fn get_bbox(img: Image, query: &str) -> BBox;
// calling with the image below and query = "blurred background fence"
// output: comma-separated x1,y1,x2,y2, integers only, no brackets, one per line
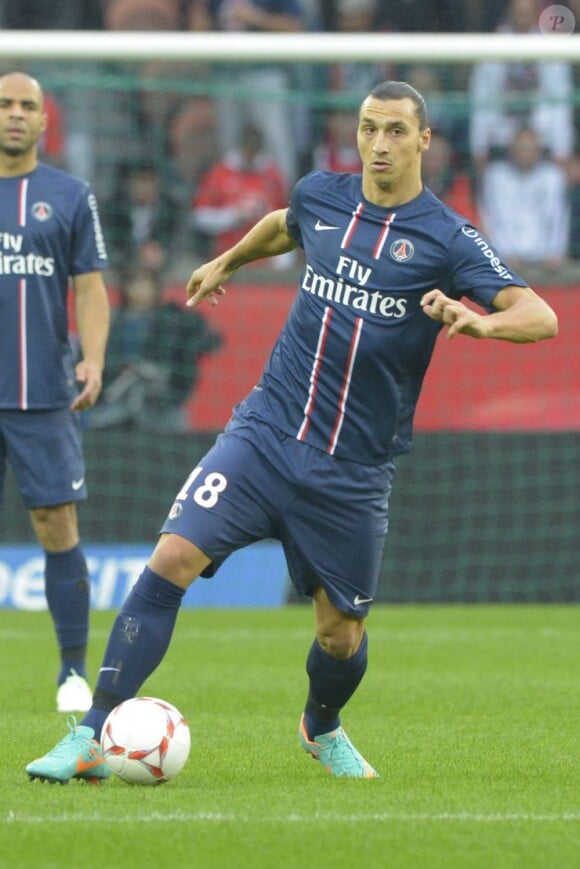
1,29,579,603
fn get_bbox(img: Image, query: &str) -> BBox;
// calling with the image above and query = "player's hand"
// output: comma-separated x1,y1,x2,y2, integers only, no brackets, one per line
71,361,103,411
420,289,491,340
186,259,230,308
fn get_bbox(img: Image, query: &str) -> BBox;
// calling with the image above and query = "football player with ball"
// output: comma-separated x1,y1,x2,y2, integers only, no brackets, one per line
27,80,557,783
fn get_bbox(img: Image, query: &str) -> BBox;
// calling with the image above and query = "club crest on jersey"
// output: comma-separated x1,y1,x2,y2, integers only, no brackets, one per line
31,202,53,221
390,238,414,262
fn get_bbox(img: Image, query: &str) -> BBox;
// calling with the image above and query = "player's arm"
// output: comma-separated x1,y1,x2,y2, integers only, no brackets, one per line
186,208,297,308
71,270,111,410
420,285,558,343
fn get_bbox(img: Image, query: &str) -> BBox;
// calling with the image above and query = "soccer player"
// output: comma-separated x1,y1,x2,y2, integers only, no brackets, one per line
26,80,557,783
0,72,110,713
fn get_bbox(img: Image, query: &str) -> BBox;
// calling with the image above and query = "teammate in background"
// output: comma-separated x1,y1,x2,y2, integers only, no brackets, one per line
0,73,110,714
26,81,557,783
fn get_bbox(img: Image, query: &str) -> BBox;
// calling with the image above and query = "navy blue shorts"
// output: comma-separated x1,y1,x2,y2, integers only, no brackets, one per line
0,408,86,509
161,414,394,616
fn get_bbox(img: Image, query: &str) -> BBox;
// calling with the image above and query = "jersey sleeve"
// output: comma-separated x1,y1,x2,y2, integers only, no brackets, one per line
285,176,307,248
448,223,528,311
70,183,109,275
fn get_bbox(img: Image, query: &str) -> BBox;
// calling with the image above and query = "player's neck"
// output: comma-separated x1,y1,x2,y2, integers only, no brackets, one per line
0,151,38,178
361,175,423,209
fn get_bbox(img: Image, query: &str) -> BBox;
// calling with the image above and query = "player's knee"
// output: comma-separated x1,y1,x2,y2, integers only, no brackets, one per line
316,621,365,660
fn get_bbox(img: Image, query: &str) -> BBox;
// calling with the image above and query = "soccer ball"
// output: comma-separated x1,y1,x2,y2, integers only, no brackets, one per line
101,697,191,785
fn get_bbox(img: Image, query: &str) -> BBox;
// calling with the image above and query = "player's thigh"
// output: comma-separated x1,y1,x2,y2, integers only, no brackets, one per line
0,409,86,508
159,426,287,574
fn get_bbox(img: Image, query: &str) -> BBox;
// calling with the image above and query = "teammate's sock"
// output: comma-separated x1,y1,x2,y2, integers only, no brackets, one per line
81,567,185,739
44,545,90,684
303,632,368,739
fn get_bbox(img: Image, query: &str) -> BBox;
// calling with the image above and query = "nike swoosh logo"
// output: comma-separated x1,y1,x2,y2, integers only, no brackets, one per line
315,219,340,231
354,595,373,606
75,745,105,775
71,478,85,490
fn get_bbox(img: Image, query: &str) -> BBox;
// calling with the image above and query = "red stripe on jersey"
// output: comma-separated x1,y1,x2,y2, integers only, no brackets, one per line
297,306,333,442
18,280,28,408
373,212,396,259
18,178,28,227
341,202,364,249
327,317,363,455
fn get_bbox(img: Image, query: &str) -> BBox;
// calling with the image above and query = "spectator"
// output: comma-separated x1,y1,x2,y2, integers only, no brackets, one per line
89,267,223,432
312,109,362,174
326,0,392,95
186,0,307,185
192,122,291,265
312,109,362,173
406,64,466,153
1,0,103,28
478,125,570,271
104,0,180,30
103,162,180,272
469,0,574,176
422,130,480,225
38,92,67,169
168,97,218,193
567,150,580,259
375,0,470,31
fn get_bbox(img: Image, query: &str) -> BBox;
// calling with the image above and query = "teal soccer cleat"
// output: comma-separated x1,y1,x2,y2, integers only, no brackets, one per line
26,716,110,785
299,714,379,779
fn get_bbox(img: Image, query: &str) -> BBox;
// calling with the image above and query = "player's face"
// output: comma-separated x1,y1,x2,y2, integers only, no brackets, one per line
0,75,46,159
357,97,430,202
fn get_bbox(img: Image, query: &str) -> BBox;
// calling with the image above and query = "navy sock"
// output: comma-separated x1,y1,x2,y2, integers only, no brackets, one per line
44,544,90,684
81,567,185,740
303,633,368,739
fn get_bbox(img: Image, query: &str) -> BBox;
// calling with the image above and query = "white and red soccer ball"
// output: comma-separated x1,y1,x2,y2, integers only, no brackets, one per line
101,697,191,785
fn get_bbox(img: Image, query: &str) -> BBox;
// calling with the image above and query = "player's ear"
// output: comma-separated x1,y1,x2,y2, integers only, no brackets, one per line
40,111,48,134
419,127,431,152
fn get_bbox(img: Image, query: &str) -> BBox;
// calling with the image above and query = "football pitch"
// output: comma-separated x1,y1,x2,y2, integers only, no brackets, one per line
1,605,578,868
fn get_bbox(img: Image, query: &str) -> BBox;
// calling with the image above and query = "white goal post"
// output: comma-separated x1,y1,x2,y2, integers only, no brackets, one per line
0,30,579,63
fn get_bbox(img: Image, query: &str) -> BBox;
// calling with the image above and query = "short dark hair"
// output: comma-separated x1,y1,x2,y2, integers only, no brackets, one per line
367,81,428,130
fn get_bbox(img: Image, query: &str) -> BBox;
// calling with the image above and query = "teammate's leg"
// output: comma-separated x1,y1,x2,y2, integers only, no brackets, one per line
30,502,92,712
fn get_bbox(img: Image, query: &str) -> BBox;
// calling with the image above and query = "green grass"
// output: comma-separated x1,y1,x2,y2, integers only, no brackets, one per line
1,605,579,868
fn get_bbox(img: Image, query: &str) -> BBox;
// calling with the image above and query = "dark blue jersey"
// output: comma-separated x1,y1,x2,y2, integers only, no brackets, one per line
239,172,528,464
0,163,108,409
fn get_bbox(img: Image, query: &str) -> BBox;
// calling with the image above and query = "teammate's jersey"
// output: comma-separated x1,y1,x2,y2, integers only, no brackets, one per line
238,171,528,465
0,163,108,409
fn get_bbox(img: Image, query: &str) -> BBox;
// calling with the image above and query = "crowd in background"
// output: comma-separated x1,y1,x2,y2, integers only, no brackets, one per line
1,0,579,425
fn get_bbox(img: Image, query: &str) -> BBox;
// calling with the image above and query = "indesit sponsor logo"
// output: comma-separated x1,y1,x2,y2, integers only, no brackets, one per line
461,226,513,280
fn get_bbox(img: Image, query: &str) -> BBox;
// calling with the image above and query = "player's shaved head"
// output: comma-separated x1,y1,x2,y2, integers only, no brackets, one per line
0,71,44,107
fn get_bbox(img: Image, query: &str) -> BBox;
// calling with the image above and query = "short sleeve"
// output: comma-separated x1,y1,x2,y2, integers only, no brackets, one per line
448,224,528,311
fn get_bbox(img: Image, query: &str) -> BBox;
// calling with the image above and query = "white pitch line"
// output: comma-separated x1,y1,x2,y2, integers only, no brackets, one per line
4,811,580,825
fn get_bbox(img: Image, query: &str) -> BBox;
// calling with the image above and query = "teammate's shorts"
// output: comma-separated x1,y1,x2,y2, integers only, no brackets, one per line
161,413,395,616
0,408,87,508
